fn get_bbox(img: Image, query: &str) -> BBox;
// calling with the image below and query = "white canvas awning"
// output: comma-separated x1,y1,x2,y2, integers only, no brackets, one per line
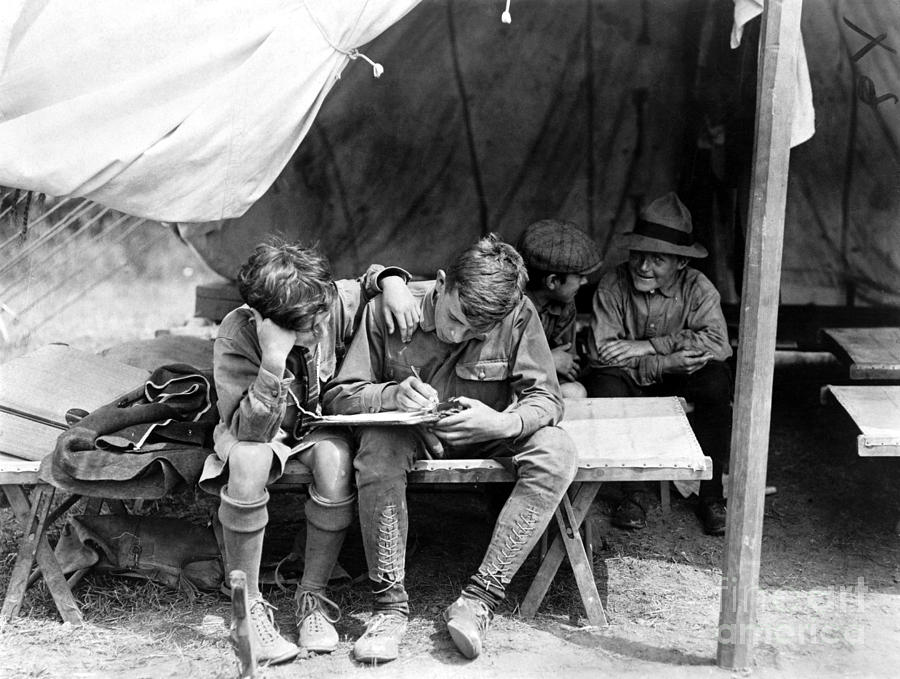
0,0,422,222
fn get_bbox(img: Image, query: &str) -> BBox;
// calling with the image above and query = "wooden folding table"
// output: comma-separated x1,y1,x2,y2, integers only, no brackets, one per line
0,345,148,628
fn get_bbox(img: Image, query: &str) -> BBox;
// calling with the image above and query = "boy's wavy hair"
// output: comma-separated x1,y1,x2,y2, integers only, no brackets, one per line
445,234,528,330
236,237,335,331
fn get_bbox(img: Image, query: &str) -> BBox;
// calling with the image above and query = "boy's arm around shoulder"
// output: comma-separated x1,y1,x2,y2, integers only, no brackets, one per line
334,264,413,345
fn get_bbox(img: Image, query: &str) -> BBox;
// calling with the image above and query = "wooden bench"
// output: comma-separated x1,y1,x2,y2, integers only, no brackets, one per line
823,385,900,457
1,345,711,629
274,397,711,627
0,345,149,629
820,327,900,381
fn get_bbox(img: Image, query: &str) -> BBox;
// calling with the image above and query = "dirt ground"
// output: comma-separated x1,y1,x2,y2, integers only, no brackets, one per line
2,349,899,678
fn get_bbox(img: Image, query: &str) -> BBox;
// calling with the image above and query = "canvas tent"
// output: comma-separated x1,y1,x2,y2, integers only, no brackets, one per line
2,1,898,307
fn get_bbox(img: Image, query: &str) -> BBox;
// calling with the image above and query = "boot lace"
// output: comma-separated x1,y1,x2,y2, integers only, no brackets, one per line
376,502,404,583
363,612,406,638
249,598,285,646
295,590,341,632
479,505,539,586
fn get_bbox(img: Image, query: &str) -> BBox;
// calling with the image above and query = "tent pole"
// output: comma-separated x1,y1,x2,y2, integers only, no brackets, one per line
716,0,802,670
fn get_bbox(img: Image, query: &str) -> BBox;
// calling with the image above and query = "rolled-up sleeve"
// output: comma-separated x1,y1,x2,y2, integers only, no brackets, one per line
359,265,412,300
214,336,292,443
505,301,565,438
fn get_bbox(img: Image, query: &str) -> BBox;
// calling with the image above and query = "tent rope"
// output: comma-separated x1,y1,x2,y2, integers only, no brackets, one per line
302,0,384,78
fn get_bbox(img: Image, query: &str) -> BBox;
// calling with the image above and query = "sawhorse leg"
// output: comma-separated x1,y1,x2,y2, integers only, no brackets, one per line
0,484,83,630
520,482,607,627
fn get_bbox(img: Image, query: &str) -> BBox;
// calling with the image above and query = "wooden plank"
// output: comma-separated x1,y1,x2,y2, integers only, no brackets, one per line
821,327,900,380
278,397,710,485
2,485,83,627
28,488,83,626
0,345,149,462
0,345,149,424
554,493,607,627
724,304,900,351
826,385,900,456
0,413,65,461
0,485,44,627
560,397,706,471
718,0,802,670
520,483,600,620
0,454,40,484
856,435,900,457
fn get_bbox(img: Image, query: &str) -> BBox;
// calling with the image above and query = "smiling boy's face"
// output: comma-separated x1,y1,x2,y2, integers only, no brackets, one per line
627,250,686,293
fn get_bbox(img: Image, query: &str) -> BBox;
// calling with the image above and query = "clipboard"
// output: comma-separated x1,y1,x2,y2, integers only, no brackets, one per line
307,399,464,427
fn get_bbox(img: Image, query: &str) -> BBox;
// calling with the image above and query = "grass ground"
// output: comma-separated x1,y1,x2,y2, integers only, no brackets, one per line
1,230,899,678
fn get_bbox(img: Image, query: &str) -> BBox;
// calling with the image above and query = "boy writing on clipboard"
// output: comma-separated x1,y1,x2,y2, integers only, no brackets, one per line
323,235,578,663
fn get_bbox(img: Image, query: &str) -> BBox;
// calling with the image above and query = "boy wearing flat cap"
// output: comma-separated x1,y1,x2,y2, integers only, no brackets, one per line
517,219,602,398
584,192,732,536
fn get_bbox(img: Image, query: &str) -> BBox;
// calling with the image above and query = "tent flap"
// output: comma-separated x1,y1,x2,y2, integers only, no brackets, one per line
0,0,423,221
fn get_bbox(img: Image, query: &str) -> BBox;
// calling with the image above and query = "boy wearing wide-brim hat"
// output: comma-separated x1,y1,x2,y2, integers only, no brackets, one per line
517,219,602,399
584,192,733,536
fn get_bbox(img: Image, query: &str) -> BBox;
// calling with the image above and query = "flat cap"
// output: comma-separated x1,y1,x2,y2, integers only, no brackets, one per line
518,219,602,275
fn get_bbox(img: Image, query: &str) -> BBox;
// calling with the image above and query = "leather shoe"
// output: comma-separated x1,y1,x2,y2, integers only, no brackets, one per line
612,492,647,530
695,499,727,536
444,594,492,659
353,612,408,664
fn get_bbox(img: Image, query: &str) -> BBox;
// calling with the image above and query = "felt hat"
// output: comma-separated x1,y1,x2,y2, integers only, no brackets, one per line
518,219,602,275
617,192,708,258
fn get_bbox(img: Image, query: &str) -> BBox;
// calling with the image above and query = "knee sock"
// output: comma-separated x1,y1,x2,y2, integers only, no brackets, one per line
218,485,269,599
300,487,354,593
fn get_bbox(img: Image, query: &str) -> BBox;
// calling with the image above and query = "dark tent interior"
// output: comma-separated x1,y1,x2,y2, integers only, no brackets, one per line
178,0,900,317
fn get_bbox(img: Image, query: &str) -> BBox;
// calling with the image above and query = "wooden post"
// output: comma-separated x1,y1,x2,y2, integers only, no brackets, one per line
717,0,802,670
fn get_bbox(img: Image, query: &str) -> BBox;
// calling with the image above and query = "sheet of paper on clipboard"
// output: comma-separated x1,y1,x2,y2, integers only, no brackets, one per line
308,399,464,427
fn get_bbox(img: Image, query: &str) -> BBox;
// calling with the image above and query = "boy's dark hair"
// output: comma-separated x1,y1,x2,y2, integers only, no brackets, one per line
236,237,335,330
445,234,528,330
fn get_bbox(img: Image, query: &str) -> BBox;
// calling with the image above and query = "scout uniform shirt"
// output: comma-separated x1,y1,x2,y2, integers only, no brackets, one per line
323,281,564,439
589,262,732,387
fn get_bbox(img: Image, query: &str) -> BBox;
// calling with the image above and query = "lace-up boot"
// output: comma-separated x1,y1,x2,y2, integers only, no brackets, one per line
295,589,340,653
237,597,299,665
444,593,493,659
352,611,408,664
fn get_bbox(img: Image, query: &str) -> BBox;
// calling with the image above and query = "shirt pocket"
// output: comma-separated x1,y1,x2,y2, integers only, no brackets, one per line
453,359,510,410
454,359,509,383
